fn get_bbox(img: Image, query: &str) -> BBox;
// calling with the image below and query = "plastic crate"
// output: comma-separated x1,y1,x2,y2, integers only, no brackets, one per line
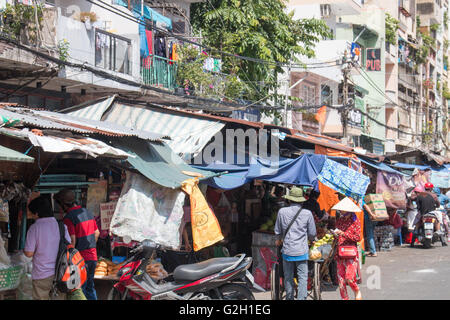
0,265,23,291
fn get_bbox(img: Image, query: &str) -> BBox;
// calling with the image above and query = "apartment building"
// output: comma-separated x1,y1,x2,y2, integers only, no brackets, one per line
286,0,388,155
0,0,196,109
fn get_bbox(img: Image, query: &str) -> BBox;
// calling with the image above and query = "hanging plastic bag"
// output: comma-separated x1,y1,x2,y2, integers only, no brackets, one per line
181,178,224,251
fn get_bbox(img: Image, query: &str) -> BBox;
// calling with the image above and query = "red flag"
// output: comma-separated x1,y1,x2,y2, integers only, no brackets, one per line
315,105,327,125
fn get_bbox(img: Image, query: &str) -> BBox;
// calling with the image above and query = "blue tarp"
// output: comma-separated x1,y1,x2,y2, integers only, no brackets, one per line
116,0,172,30
192,162,250,190
391,162,431,170
318,158,370,200
194,154,327,191
246,154,326,190
358,157,409,176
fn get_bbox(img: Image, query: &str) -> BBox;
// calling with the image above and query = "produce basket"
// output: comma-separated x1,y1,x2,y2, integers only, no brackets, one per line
0,265,24,291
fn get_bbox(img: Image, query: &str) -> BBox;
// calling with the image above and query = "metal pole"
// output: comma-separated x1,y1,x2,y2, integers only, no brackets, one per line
341,51,350,144
284,61,292,127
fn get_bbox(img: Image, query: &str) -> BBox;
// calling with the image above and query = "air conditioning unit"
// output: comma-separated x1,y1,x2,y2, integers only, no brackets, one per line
320,4,331,18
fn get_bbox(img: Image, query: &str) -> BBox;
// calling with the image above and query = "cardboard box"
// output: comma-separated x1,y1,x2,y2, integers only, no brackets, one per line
365,194,389,221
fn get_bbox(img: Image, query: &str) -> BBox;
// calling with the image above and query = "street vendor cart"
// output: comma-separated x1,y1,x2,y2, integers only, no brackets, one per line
270,237,337,300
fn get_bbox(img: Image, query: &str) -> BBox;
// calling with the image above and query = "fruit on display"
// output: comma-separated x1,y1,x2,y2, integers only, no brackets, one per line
259,212,278,232
311,233,334,250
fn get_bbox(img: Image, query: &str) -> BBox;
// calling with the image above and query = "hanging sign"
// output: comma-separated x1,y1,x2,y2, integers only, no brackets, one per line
100,201,117,231
366,48,381,71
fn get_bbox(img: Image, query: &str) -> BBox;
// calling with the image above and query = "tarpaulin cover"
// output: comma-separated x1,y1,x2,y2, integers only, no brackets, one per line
431,166,450,188
192,162,250,190
391,163,431,170
194,154,327,190
358,157,409,176
0,144,34,163
246,154,327,190
110,172,185,249
117,0,172,30
115,139,221,189
318,158,370,199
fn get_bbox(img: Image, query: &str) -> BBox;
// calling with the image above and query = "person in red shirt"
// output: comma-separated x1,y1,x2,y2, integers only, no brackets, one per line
55,189,100,300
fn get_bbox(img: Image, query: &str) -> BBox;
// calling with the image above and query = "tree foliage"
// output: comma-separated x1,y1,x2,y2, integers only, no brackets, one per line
385,13,399,45
190,0,331,102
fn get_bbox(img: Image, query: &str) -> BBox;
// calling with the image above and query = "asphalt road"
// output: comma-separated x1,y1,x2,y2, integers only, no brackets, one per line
254,242,450,300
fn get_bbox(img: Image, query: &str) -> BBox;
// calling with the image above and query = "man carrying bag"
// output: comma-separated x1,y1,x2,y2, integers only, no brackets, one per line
274,187,316,300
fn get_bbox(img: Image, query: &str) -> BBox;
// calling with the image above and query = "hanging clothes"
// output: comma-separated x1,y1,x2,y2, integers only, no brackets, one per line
154,36,167,58
145,29,153,55
172,43,178,61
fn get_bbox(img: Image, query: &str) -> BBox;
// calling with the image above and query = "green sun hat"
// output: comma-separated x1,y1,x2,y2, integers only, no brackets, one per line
283,186,307,203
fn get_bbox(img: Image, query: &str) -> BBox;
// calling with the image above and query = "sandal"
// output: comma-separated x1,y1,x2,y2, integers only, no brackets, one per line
366,252,377,257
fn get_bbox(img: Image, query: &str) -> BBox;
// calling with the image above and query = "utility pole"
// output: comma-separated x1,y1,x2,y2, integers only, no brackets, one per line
284,61,292,127
341,50,352,146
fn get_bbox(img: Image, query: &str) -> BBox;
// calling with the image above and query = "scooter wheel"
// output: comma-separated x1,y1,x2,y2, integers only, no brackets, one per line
107,287,128,300
423,238,432,249
217,284,255,300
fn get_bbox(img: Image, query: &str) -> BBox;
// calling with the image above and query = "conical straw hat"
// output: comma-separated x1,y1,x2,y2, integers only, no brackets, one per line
331,197,361,213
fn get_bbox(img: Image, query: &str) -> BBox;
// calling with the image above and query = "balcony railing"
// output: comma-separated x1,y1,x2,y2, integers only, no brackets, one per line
141,55,177,90
95,29,132,76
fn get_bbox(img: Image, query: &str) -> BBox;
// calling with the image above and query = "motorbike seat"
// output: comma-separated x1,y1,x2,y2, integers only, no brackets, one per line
173,257,241,282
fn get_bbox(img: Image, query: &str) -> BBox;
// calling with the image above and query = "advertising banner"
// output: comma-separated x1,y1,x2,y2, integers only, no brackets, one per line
376,171,406,209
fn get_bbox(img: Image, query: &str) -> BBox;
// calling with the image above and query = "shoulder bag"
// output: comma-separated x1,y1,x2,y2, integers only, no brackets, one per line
337,245,358,259
279,205,303,245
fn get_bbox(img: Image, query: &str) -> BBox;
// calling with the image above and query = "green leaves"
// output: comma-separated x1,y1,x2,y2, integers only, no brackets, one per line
385,13,399,45
191,0,331,102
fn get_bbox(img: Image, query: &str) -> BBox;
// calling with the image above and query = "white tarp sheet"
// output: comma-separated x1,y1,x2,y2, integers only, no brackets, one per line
109,172,186,249
27,133,132,158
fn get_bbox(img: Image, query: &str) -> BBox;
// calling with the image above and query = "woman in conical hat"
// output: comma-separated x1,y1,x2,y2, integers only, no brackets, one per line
332,197,362,301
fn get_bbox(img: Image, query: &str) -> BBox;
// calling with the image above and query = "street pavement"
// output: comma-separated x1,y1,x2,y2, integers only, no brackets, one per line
254,242,450,300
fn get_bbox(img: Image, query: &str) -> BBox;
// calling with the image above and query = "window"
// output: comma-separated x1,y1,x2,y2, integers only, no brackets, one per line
301,84,316,106
95,29,132,75
321,85,332,104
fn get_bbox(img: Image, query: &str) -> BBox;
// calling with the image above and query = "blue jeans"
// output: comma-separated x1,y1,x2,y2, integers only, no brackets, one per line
82,260,98,300
364,212,377,254
282,259,308,300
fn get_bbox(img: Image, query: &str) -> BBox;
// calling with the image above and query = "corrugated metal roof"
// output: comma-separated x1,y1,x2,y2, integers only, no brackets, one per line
64,95,115,121
0,105,167,141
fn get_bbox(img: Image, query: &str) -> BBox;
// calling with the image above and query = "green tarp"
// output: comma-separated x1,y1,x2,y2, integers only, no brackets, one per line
115,140,221,189
0,145,34,163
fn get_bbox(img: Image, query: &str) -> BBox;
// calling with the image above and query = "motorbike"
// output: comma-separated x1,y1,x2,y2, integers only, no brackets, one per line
416,210,448,249
107,241,264,300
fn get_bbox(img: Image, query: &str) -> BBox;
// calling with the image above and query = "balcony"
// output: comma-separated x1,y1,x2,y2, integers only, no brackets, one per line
141,55,177,90
416,0,442,25
95,29,132,76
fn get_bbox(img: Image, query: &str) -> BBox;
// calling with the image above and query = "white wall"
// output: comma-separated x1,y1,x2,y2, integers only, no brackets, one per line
55,0,141,89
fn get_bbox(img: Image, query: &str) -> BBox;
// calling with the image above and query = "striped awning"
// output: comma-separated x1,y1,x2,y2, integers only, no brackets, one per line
65,97,225,161
104,103,225,160
66,95,116,121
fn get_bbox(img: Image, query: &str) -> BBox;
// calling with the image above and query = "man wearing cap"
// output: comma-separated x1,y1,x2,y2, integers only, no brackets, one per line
54,188,100,300
274,186,316,300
